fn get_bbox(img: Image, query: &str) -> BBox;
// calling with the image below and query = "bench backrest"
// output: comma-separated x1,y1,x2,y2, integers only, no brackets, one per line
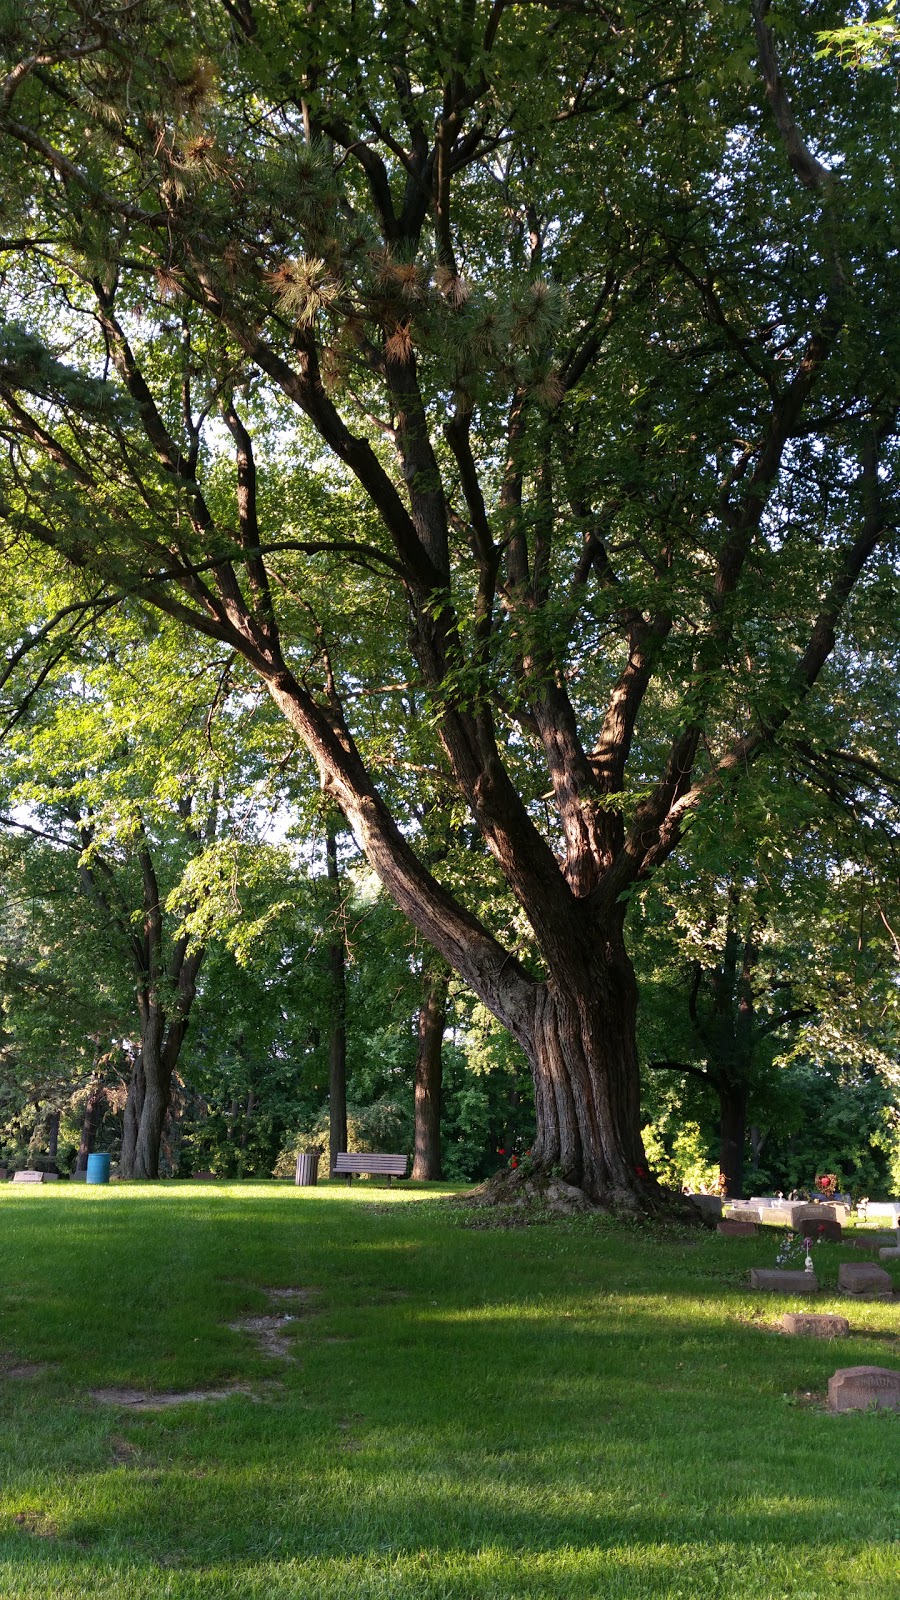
333,1153,409,1177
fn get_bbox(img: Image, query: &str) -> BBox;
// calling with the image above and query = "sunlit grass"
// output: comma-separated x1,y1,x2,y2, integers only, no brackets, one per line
1,1182,899,1598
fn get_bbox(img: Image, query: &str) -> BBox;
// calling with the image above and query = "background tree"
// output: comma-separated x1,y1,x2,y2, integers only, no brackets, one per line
637,768,900,1196
0,605,287,1175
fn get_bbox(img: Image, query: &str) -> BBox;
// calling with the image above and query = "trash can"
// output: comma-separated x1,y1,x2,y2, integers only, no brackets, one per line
86,1152,111,1185
294,1149,322,1187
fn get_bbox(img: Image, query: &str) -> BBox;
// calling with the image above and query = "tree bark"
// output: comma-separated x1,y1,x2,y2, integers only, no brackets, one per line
718,1079,749,1199
121,1050,145,1176
75,1078,106,1173
45,1109,60,1167
412,960,448,1180
326,822,348,1174
522,926,655,1204
128,958,204,1179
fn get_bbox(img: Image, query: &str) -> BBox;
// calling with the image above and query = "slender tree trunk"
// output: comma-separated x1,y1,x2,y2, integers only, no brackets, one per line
240,1089,256,1149
326,822,348,1174
718,1079,748,1199
412,961,448,1180
750,1124,767,1170
131,1012,168,1179
45,1110,60,1167
75,1079,107,1173
121,1051,145,1176
124,940,205,1179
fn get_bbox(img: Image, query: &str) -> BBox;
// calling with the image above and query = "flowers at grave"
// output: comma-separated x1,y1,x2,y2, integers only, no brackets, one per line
816,1173,838,1196
711,1171,729,1197
775,1230,821,1269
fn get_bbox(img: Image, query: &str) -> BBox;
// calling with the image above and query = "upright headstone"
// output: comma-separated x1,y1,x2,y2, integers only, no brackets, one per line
862,1202,900,1225
718,1219,758,1237
801,1217,842,1242
828,1366,900,1412
687,1194,723,1221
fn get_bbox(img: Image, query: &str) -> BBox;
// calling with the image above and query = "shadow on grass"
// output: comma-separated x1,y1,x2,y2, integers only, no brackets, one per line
1,1187,899,1598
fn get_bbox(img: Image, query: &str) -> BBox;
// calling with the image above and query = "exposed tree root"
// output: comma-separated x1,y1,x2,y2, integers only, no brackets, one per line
462,1166,707,1225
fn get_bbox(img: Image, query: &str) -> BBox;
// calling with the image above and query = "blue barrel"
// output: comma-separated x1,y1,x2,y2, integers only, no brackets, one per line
86,1152,111,1185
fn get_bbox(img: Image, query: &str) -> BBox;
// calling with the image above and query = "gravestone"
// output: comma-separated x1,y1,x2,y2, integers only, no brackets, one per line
688,1194,723,1221
879,1247,900,1261
837,1261,893,1299
724,1205,762,1223
851,1233,896,1251
12,1170,57,1183
750,1268,818,1293
718,1219,758,1237
828,1366,900,1412
861,1202,900,1225
761,1206,798,1228
801,1217,842,1242
795,1205,839,1226
780,1313,850,1338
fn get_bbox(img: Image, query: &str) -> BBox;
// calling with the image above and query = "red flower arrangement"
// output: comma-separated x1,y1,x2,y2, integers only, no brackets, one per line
816,1173,838,1196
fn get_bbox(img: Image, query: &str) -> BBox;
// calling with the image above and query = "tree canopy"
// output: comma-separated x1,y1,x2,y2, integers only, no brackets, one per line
1,0,899,1204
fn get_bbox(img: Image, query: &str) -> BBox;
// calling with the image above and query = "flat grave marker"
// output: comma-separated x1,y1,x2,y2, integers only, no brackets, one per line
779,1313,850,1338
828,1366,900,1412
837,1261,893,1300
750,1268,818,1294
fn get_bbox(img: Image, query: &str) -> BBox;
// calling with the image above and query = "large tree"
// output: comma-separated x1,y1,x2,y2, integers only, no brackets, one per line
1,0,899,1206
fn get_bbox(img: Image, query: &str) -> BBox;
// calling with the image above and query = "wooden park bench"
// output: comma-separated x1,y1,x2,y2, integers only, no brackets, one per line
332,1153,409,1186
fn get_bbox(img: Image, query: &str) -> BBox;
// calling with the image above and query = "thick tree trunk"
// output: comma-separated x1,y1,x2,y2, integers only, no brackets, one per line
718,1080,748,1199
523,932,657,1207
326,823,348,1174
412,961,448,1180
266,679,663,1210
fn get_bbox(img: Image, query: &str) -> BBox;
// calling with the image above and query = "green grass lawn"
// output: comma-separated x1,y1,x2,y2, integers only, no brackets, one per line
1,1182,899,1599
